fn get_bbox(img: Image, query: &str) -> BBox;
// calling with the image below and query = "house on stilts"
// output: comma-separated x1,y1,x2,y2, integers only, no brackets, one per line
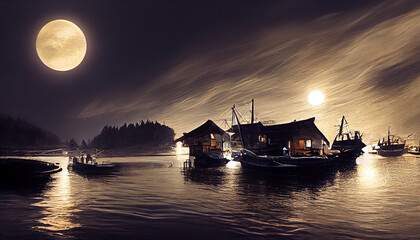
175,120,230,167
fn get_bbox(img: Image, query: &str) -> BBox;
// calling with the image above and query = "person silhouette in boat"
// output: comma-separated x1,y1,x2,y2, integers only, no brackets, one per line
86,154,92,164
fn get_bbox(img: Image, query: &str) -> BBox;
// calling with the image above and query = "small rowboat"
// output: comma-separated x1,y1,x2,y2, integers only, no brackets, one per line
69,155,117,174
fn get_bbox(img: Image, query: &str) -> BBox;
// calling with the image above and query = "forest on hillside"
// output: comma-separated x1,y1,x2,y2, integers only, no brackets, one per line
0,114,61,148
89,120,175,149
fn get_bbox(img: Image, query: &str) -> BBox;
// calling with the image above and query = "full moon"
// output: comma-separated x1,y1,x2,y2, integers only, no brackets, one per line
308,90,324,106
36,19,87,71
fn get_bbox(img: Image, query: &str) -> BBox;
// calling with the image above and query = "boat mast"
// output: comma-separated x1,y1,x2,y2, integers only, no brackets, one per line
231,105,235,129
251,99,254,124
339,116,345,137
388,126,391,145
344,117,352,139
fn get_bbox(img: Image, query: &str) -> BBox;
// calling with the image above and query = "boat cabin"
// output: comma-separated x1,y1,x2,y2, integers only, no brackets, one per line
175,120,229,156
231,117,329,157
331,116,366,154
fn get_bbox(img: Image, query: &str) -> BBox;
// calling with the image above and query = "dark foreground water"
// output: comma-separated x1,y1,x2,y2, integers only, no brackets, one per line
1,154,419,240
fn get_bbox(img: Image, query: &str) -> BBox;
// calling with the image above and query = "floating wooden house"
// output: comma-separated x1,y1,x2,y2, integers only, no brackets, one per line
230,117,330,157
175,120,230,167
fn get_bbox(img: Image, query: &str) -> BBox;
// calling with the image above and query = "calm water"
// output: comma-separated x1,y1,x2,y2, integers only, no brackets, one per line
1,154,419,240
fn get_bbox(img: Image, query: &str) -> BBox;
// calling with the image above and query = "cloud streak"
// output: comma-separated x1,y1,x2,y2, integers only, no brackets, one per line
78,1,420,142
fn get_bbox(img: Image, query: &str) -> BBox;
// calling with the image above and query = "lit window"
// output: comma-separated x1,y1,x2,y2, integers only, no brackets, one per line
259,135,266,143
210,133,215,139
306,140,312,148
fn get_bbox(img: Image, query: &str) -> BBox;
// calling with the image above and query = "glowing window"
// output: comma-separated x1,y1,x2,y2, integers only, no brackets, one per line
259,135,266,143
210,133,215,139
306,140,312,148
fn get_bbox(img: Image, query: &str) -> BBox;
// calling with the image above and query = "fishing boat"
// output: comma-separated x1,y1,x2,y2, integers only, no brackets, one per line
408,141,420,155
376,127,408,156
0,158,62,180
408,150,420,155
175,120,230,168
331,116,365,161
230,100,334,169
69,154,117,174
240,149,334,169
189,152,229,168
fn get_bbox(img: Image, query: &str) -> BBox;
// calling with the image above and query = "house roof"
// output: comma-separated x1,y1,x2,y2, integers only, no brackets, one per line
175,120,227,142
229,117,330,146
262,117,330,146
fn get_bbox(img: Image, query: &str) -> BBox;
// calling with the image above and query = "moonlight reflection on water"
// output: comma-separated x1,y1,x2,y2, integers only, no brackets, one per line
32,165,82,233
1,154,419,239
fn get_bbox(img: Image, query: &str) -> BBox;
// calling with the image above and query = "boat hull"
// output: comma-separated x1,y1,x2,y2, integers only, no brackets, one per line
377,148,408,156
71,162,117,174
0,158,62,181
240,150,334,169
330,148,363,164
192,152,229,168
332,140,365,155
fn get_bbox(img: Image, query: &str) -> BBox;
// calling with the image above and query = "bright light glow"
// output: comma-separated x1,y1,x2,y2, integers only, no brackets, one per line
176,141,189,155
226,160,241,169
308,90,324,106
36,19,87,71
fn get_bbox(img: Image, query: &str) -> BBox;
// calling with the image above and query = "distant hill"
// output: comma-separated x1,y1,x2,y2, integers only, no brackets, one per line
0,114,61,148
90,120,175,149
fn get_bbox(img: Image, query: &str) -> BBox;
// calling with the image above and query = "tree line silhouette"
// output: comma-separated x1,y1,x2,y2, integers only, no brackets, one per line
88,120,175,149
0,114,60,148
0,113,175,150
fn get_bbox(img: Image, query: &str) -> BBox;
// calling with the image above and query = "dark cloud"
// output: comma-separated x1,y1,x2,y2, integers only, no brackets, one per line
374,48,420,91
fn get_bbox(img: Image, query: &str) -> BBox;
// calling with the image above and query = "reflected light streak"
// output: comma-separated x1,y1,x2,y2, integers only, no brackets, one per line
356,157,380,190
33,159,81,233
226,160,241,169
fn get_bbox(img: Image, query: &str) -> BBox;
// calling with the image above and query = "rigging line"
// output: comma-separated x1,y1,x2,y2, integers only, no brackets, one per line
212,104,233,120
222,107,238,123
232,107,245,147
221,119,231,129
238,103,251,122
235,108,249,124
247,103,252,113
214,107,229,121
219,119,226,128
214,118,233,121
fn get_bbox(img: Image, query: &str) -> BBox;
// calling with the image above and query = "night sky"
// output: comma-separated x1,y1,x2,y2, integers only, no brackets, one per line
1,0,419,143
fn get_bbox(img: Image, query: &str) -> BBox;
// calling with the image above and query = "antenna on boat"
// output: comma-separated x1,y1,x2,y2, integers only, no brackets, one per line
251,99,254,124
